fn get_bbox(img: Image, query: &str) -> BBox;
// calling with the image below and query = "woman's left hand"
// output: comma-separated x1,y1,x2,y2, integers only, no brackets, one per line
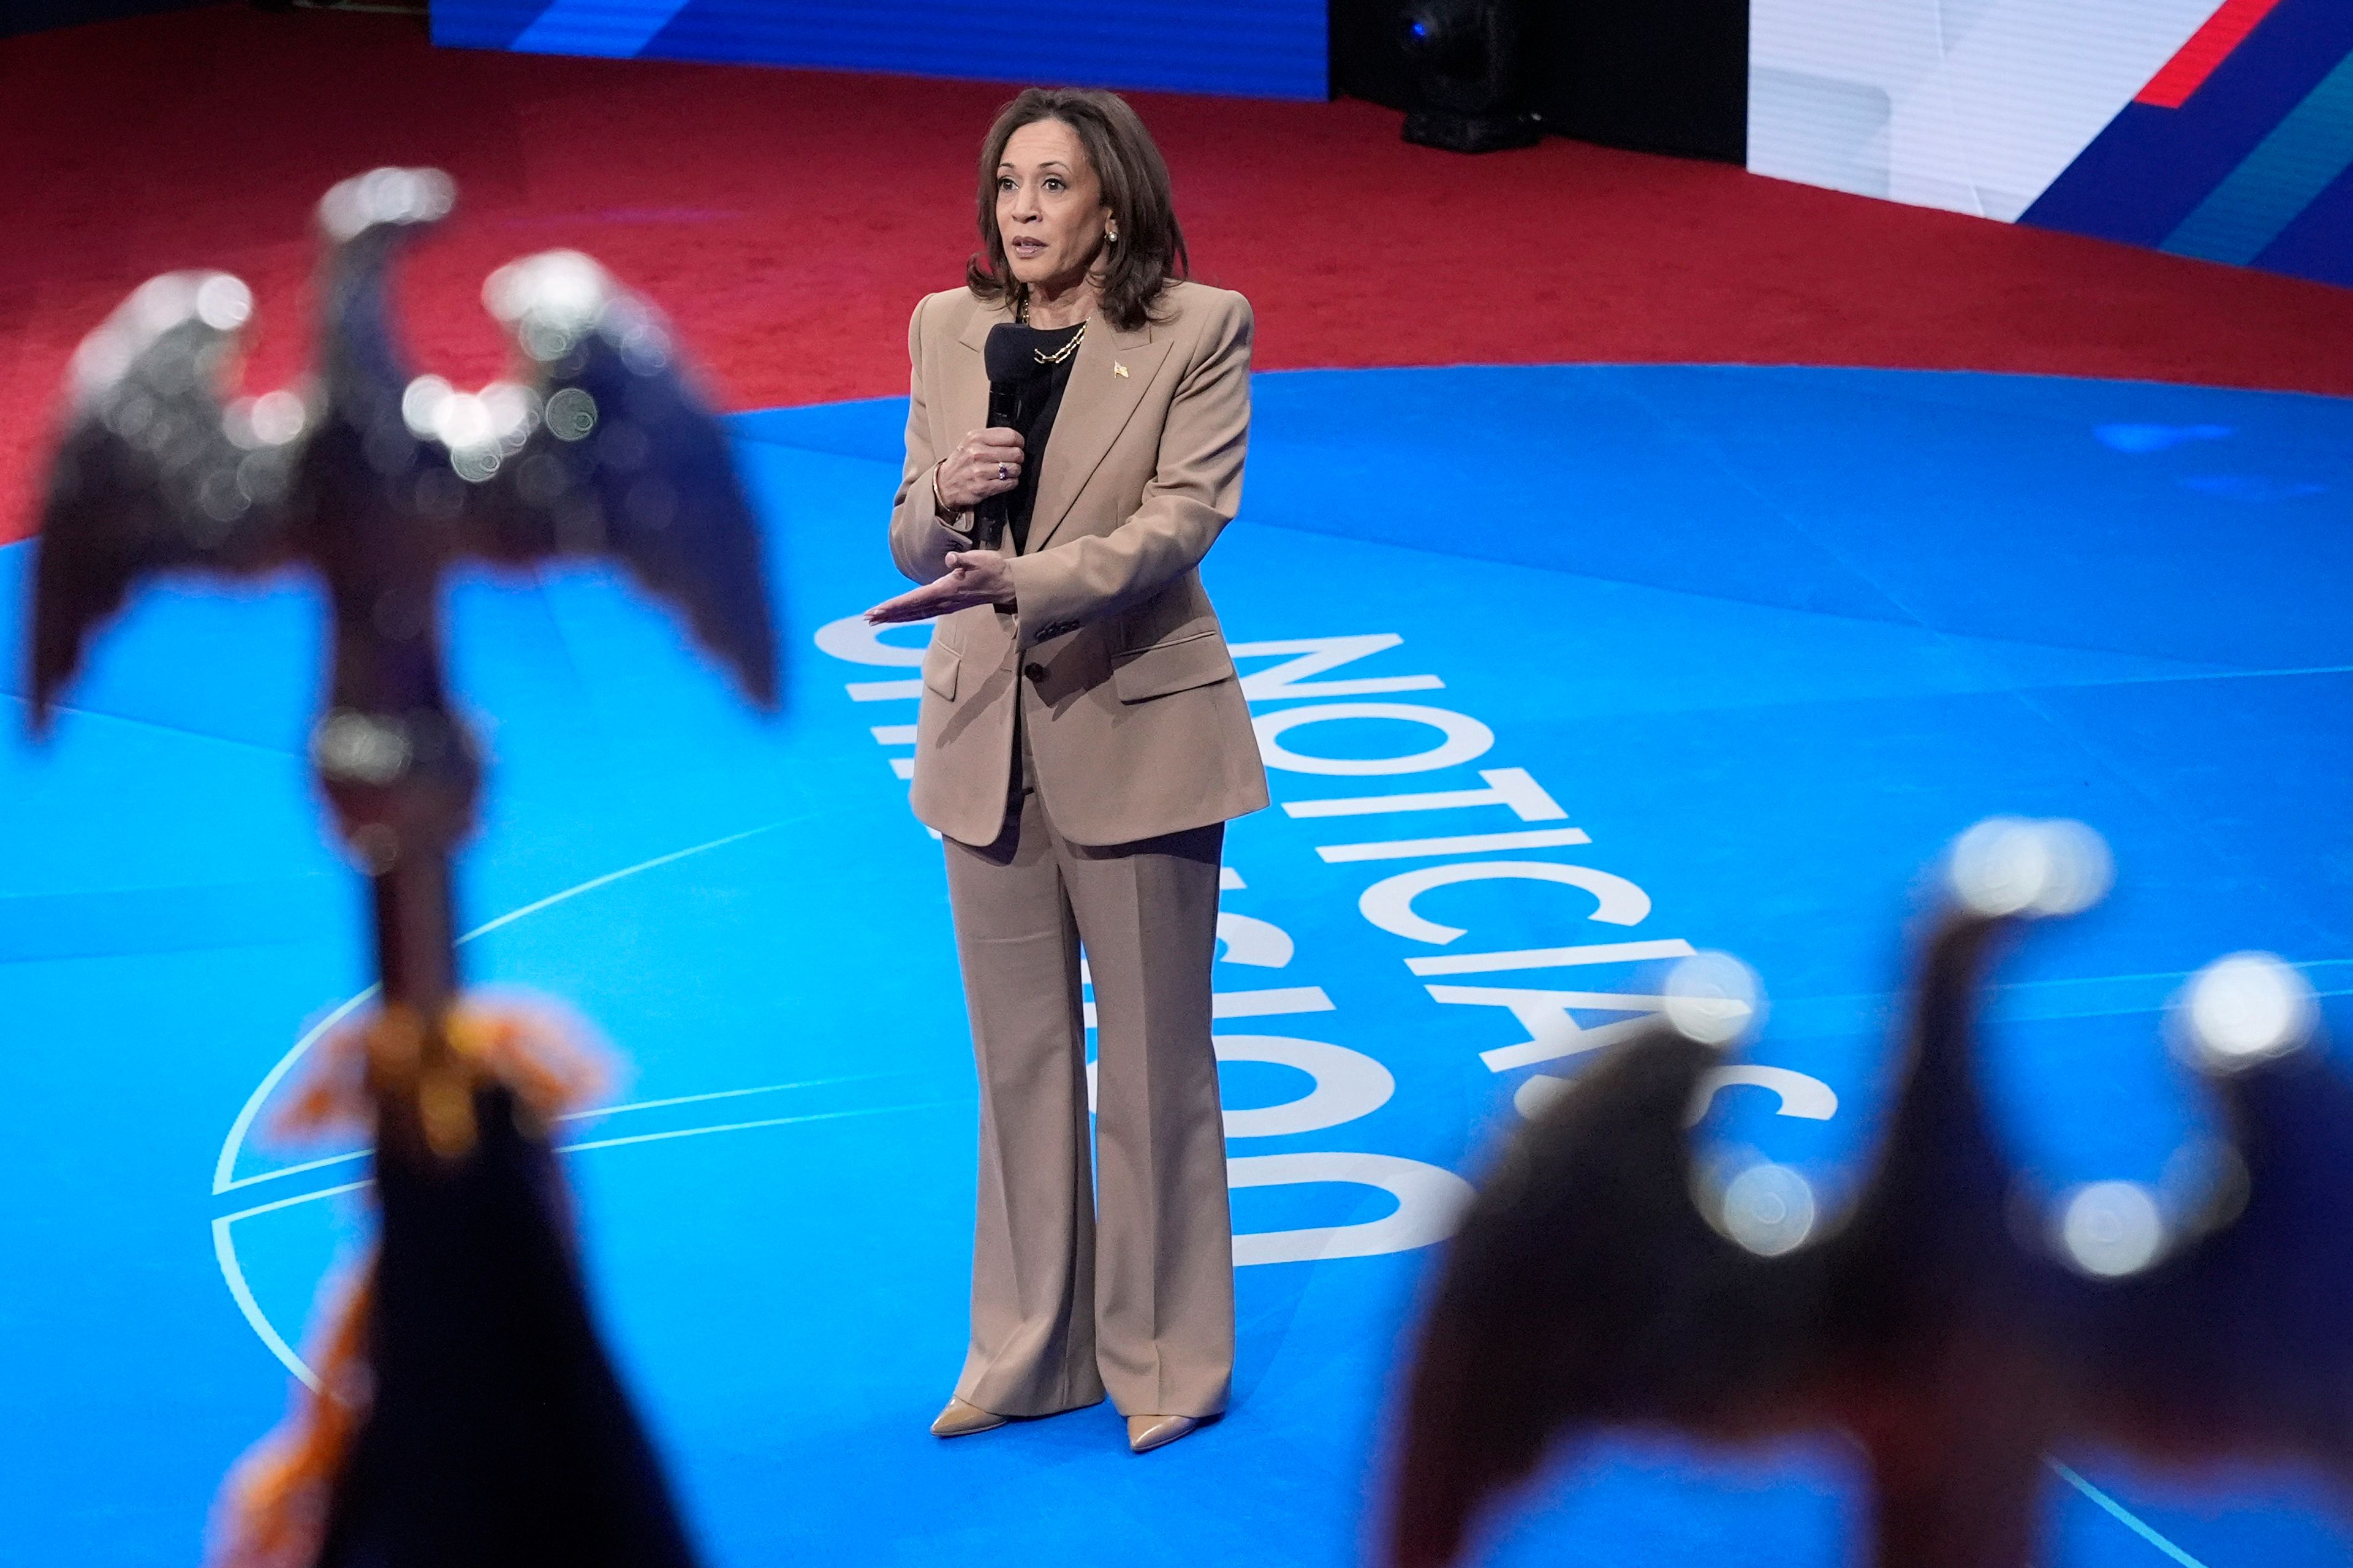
864,550,1017,624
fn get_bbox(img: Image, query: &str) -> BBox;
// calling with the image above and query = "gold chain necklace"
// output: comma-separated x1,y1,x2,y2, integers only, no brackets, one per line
1016,294,1089,365
1031,319,1086,366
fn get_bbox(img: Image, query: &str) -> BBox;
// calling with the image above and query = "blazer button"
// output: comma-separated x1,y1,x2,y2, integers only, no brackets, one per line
1024,662,1047,681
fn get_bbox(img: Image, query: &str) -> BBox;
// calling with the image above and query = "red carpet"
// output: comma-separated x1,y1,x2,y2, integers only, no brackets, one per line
6,4,2352,545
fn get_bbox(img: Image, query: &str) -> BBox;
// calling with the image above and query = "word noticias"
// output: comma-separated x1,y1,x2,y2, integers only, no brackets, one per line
814,621,1836,1265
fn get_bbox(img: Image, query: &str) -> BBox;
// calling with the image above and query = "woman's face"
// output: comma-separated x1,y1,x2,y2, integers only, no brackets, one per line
996,118,1112,291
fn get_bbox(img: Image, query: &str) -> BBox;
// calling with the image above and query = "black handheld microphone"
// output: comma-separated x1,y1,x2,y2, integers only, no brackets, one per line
977,325,1037,551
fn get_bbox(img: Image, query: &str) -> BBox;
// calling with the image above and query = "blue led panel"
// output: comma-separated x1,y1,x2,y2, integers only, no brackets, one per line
434,0,1329,102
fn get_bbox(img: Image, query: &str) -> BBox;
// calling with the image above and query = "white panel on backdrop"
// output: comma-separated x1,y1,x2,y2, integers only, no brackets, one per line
1751,0,2224,220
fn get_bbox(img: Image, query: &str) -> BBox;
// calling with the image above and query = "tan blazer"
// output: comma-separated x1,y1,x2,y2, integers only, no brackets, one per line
889,280,1271,847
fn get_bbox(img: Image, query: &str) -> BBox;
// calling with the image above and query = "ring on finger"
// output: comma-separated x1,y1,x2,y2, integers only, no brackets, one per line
998,463,1010,481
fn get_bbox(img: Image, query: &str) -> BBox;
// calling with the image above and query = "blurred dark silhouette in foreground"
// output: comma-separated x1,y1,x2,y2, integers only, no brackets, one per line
25,165,778,1568
1392,819,2352,1568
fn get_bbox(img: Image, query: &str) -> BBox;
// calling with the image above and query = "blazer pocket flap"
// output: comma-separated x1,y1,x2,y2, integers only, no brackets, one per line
922,643,960,701
1112,629,1235,703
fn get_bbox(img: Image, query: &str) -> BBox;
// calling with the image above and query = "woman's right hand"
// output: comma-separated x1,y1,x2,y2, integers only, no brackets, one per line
934,427,1026,514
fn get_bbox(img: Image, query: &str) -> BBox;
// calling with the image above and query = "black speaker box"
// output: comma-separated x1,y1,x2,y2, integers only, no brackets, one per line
1330,0,1749,165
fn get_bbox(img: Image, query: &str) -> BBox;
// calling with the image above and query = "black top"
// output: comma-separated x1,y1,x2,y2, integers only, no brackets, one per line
986,321,1085,553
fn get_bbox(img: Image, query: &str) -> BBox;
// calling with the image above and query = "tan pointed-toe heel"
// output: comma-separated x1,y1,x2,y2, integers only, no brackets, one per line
931,1397,1007,1438
1126,1414,1200,1453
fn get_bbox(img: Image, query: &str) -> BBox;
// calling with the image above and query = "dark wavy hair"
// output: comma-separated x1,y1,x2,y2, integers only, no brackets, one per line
966,88,1189,333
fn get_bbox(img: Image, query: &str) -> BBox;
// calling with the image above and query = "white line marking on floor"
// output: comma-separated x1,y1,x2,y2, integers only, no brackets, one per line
210,1181,369,1393
210,819,797,1379
213,1107,948,1388
560,1100,956,1154
2048,1459,2213,1568
213,820,790,1197
555,1074,903,1122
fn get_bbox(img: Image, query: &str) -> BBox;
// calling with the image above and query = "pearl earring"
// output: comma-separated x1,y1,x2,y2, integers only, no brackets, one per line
1105,223,1119,244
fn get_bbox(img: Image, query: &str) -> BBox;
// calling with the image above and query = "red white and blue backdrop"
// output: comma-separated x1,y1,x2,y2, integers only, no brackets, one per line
1751,0,2353,288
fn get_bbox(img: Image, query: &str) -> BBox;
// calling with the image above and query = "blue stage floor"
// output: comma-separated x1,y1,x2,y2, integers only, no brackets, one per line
2,365,2349,1566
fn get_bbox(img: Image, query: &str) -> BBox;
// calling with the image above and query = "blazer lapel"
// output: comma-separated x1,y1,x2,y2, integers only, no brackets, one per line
1025,309,1175,555
949,298,1015,452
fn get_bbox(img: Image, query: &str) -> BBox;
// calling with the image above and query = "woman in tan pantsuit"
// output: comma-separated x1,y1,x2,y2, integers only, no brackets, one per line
864,88,1268,1456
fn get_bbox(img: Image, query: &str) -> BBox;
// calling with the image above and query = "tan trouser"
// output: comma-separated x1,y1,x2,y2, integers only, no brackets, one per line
942,784,1233,1420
